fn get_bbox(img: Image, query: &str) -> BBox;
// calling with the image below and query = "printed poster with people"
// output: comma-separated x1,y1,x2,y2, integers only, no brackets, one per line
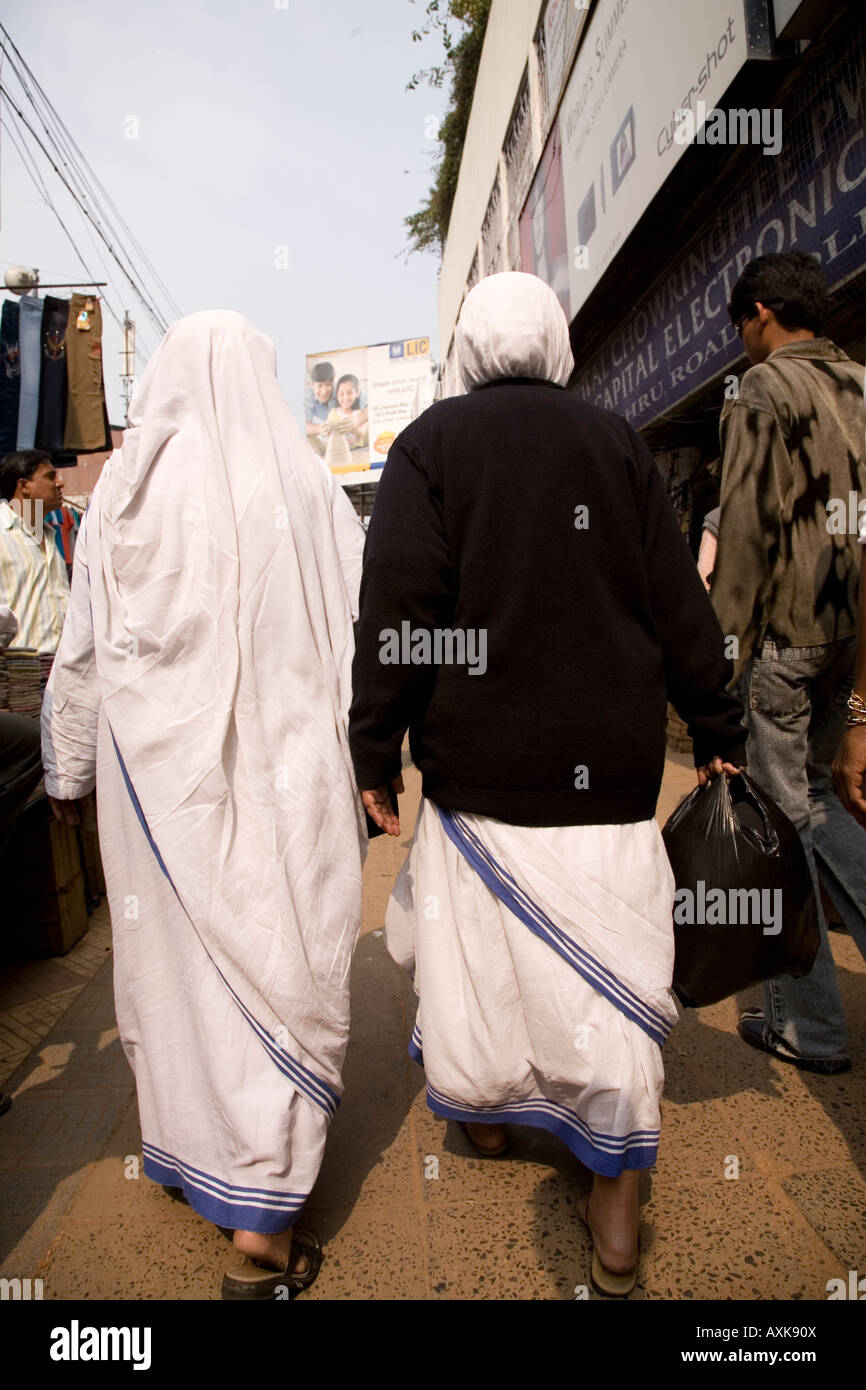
304,337,432,475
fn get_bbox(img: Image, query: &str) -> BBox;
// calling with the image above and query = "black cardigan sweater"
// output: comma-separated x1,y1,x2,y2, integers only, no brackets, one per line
349,379,747,826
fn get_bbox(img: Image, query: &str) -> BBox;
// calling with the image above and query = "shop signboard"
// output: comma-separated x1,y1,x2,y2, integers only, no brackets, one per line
571,27,866,429
558,0,749,317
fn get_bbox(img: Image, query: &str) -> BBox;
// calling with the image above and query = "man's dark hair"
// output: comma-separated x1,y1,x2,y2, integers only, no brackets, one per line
311,361,335,383
728,251,828,334
0,449,51,502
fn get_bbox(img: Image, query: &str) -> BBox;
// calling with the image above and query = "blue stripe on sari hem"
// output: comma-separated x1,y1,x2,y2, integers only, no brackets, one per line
111,728,340,1119
426,1079,658,1149
143,1148,305,1233
143,1141,308,1202
424,1090,658,1176
437,807,670,1048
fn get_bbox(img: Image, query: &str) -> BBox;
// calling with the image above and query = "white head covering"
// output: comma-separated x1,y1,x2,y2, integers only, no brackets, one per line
84,310,366,1083
455,271,574,391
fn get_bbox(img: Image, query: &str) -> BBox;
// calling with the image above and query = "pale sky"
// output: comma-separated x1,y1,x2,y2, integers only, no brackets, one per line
0,0,448,426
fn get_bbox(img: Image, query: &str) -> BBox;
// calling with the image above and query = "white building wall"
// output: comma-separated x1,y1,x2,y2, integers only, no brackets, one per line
437,0,544,365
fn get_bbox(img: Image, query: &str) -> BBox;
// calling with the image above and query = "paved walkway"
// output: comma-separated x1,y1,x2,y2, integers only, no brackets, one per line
1,757,864,1300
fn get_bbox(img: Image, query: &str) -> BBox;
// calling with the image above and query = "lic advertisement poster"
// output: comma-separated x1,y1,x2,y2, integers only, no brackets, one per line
304,337,432,474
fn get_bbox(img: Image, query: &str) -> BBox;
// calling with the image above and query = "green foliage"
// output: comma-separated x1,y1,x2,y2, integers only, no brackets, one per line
404,0,492,258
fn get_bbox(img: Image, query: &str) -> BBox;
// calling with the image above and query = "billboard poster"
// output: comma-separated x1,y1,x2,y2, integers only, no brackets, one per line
519,120,571,320
305,337,432,474
559,0,749,318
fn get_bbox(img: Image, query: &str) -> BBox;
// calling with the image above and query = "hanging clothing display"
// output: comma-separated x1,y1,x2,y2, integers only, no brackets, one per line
2,288,112,459
64,292,111,452
16,294,43,450
35,297,70,454
0,300,21,456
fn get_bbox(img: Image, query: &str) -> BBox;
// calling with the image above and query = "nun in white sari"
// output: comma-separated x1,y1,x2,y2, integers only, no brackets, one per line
353,273,744,1297
42,311,367,1299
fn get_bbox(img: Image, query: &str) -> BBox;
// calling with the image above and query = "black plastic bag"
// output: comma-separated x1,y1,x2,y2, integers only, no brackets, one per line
661,772,819,1008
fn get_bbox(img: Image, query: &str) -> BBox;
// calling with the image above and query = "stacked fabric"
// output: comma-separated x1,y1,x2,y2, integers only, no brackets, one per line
5,648,42,717
39,650,55,693
0,653,8,712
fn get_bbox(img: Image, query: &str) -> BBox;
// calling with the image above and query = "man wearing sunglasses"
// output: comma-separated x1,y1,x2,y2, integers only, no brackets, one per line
711,250,866,1075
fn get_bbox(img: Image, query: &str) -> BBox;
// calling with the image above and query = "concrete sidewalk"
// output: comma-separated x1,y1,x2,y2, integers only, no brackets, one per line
1,756,864,1300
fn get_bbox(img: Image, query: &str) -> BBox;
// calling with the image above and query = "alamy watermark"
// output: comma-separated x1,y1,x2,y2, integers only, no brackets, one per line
825,491,866,534
6,498,44,530
673,101,782,157
379,623,487,676
0,1276,43,1299
827,1269,866,1299
49,1320,151,1370
674,880,782,935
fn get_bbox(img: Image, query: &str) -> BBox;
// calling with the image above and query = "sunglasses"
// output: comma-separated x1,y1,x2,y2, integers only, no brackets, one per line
734,310,756,338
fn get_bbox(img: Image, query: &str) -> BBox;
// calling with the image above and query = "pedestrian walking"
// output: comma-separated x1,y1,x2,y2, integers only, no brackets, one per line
711,251,866,1075
0,450,70,652
349,271,746,1295
41,311,367,1299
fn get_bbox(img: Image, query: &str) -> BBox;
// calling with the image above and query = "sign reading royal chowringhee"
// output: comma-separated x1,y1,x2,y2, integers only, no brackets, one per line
571,27,866,429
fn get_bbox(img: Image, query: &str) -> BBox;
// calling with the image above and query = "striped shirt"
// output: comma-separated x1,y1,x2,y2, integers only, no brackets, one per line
0,499,70,652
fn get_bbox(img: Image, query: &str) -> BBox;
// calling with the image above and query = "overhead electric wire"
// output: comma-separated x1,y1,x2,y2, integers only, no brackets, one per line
0,111,153,376
0,26,181,323
0,27,170,312
0,83,168,336
0,22,179,338
0,113,128,340
0,26,182,325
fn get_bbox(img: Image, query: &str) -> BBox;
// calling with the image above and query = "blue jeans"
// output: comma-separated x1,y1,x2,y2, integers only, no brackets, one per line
738,636,866,1058
16,293,43,450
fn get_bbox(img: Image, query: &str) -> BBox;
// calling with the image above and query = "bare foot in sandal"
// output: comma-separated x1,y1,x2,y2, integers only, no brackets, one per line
577,1172,639,1277
233,1227,309,1275
462,1121,509,1155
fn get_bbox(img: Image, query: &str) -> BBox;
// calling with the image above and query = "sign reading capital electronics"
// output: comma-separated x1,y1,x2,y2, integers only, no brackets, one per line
304,337,432,474
572,25,866,429
558,0,749,318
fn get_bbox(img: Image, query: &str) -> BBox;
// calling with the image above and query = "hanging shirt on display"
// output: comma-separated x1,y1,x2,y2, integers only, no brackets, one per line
64,293,111,452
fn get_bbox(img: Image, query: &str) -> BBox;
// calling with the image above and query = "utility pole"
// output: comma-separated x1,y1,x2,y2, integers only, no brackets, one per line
120,311,136,424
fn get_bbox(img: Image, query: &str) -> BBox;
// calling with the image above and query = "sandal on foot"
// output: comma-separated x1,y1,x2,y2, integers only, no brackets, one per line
577,1194,637,1298
221,1230,323,1301
457,1120,509,1159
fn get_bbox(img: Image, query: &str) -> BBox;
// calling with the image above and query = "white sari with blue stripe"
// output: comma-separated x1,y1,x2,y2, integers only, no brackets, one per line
386,798,678,1174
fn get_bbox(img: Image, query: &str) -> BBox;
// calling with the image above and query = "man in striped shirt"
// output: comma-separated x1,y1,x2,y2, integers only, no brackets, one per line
0,450,70,652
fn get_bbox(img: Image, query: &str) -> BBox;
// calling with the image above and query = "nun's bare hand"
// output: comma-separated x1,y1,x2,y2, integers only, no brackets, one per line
361,775,404,836
696,757,742,787
48,795,82,826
